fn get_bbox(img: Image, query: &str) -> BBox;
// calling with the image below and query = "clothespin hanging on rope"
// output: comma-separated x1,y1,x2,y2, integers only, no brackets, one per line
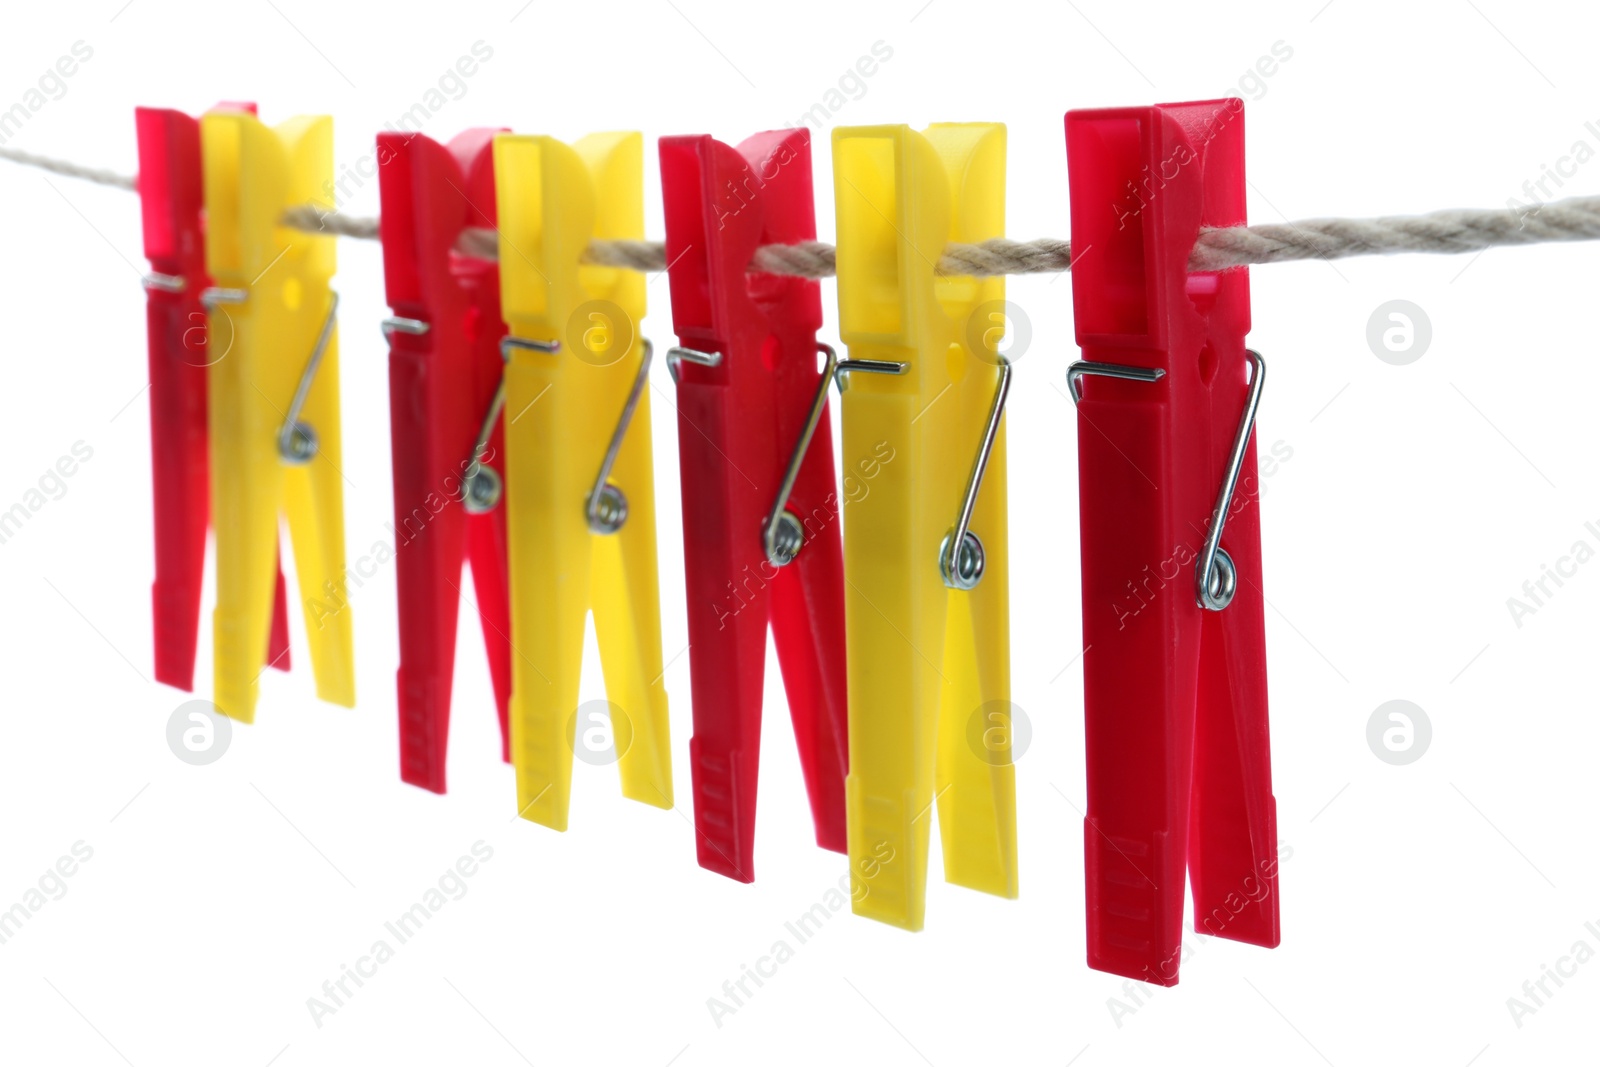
493,131,673,828
1065,98,1280,986
831,123,1018,930
135,102,291,692
376,128,515,793
659,128,849,882
200,109,354,722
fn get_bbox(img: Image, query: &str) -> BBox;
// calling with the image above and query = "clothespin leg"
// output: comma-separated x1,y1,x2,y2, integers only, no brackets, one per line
934,396,1017,898
209,358,286,723
391,351,469,791
589,356,672,811
842,390,936,931
268,549,292,672
1190,435,1278,948
679,411,769,879
506,352,588,830
281,329,354,707
464,419,515,763
1078,380,1199,982
766,404,849,855
148,316,210,690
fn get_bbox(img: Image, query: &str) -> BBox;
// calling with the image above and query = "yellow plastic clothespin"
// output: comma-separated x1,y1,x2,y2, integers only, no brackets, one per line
492,132,673,828
831,123,1018,930
200,111,354,722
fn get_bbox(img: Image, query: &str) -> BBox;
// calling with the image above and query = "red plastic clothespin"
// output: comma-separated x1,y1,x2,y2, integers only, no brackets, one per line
660,129,849,881
1065,99,1280,985
135,102,290,691
376,128,513,793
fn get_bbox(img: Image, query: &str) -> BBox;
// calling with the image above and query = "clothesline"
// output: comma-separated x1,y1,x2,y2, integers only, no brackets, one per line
6,141,1599,275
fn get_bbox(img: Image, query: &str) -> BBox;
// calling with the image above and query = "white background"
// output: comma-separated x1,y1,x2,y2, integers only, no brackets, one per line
0,0,1595,1063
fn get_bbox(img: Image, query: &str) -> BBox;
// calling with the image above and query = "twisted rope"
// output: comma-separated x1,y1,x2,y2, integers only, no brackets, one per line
279,203,379,241
10,144,1600,277
1191,196,1600,269
0,145,137,191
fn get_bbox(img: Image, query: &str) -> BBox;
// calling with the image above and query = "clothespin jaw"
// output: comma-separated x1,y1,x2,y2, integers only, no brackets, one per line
492,131,673,829
135,108,206,283
832,123,1017,931
201,110,354,723
135,103,291,693
659,128,849,882
1066,99,1278,986
377,128,514,794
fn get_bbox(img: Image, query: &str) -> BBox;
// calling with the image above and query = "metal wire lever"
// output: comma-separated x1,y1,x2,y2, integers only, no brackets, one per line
380,316,430,338
1063,351,1263,610
460,336,563,514
587,339,655,535
763,343,839,567
497,332,643,533
380,314,506,512
1065,360,1166,402
833,358,909,390
478,336,563,515
940,357,1012,591
199,287,337,465
461,379,508,515
200,287,247,309
1195,349,1265,612
143,271,185,293
276,293,340,465
501,336,562,358
665,345,721,384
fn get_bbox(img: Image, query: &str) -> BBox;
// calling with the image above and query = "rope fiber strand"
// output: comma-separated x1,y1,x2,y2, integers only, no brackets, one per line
0,144,136,192
1191,197,1600,270
8,143,1600,277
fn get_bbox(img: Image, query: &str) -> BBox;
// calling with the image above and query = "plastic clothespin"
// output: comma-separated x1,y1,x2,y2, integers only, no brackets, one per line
135,103,292,691
376,129,514,793
200,110,354,722
492,132,673,828
1065,99,1280,986
831,123,1018,930
659,129,848,882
